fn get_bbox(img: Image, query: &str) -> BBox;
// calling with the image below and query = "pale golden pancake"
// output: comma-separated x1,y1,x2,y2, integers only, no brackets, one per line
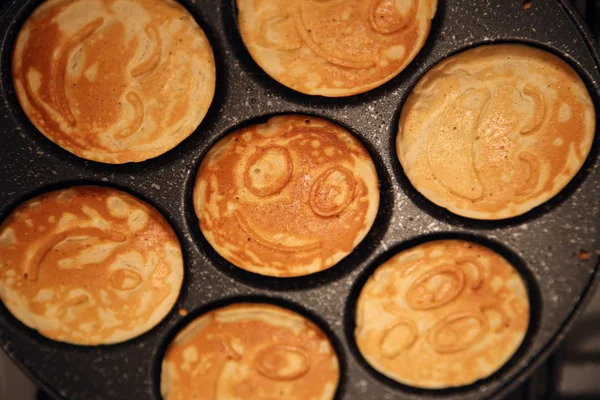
161,303,339,400
355,240,530,388
237,0,437,96
193,115,379,277
13,0,216,164
397,44,596,219
0,186,183,345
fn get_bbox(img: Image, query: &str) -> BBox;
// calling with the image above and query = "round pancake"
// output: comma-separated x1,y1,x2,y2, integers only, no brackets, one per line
397,44,596,219
355,240,530,388
0,186,183,345
13,0,216,164
160,303,340,400
193,115,379,277
236,0,438,97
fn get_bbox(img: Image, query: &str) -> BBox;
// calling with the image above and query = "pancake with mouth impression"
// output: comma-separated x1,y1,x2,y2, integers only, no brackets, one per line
397,44,596,219
355,240,530,388
0,186,183,345
161,303,339,400
13,0,216,164
193,115,379,277
236,0,437,96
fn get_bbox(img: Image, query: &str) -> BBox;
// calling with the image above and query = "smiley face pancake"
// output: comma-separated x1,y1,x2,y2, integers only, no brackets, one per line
397,44,596,219
161,303,340,400
0,186,183,345
193,115,379,277
236,0,438,96
13,0,216,164
355,240,530,388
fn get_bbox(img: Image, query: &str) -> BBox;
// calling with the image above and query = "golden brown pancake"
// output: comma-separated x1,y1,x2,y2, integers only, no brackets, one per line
0,186,183,345
397,44,596,219
161,303,340,400
193,115,379,277
355,240,530,388
236,0,437,96
13,0,216,164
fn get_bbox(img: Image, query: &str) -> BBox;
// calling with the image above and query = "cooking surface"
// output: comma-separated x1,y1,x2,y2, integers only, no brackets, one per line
0,0,598,399
3,286,600,399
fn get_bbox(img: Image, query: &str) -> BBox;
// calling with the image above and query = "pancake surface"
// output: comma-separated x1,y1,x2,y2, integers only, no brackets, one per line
355,240,530,388
0,186,183,345
161,303,339,400
236,0,437,96
397,44,596,219
193,115,379,277
13,0,216,164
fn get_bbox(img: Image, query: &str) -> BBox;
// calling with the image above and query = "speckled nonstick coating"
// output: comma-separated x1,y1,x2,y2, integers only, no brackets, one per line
0,0,598,399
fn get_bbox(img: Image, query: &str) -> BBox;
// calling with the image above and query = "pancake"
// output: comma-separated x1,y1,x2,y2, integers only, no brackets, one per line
355,240,530,389
0,186,183,345
236,0,437,96
193,115,379,277
13,0,216,164
397,44,596,219
160,303,339,400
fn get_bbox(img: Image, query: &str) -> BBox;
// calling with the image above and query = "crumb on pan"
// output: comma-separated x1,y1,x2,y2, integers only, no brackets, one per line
579,250,590,260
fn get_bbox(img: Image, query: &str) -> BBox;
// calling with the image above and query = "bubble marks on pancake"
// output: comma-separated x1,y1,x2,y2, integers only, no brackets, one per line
193,115,380,277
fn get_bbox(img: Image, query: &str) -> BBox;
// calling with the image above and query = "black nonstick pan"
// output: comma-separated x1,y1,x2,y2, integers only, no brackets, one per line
0,0,598,399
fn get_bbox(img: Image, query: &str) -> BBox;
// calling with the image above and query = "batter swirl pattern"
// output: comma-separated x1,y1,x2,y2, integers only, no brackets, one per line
161,303,339,400
397,44,596,219
13,0,216,163
237,0,437,96
355,240,530,388
0,186,183,345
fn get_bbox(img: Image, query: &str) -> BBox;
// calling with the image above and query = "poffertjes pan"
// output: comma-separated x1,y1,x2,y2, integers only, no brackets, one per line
355,240,530,388
0,0,599,398
12,0,216,164
161,303,340,400
236,0,438,96
193,115,379,277
397,44,595,219
0,186,184,345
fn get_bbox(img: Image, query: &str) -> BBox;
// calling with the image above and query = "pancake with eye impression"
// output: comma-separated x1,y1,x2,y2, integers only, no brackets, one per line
355,240,530,389
193,115,379,277
236,0,437,96
0,186,183,345
13,0,216,164
161,303,339,400
397,44,596,219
